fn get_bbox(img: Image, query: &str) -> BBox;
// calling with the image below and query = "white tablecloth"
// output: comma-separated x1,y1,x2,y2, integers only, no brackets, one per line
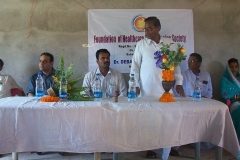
0,97,239,158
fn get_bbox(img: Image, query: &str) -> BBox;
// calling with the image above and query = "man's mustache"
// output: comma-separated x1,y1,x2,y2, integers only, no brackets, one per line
104,62,110,64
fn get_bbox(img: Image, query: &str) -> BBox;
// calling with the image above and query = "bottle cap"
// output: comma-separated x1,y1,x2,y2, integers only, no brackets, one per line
38,72,42,76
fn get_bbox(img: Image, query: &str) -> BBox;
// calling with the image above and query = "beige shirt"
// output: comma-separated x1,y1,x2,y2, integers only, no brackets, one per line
0,74,21,98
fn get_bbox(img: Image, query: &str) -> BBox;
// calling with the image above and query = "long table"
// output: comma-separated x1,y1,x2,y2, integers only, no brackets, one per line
0,96,239,160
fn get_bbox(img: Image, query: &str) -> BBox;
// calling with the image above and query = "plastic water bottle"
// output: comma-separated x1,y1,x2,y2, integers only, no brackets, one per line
193,74,201,101
59,73,68,101
93,73,102,101
35,72,44,97
128,73,136,102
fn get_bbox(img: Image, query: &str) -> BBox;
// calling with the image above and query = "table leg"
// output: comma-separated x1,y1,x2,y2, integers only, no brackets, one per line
195,142,200,160
215,146,222,160
12,152,18,160
113,153,125,160
94,152,101,160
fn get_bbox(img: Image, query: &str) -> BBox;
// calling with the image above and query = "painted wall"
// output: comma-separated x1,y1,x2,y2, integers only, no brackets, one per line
0,0,239,100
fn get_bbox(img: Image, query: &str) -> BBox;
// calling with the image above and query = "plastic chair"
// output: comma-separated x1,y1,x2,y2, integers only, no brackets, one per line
11,88,25,96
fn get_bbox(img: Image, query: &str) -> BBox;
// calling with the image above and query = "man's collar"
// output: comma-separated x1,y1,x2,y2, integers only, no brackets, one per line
51,68,55,74
96,68,111,76
107,68,112,74
146,37,164,45
146,38,152,45
189,69,201,75
41,67,55,76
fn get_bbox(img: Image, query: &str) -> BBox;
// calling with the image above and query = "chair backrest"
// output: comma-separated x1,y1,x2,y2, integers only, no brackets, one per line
11,88,24,96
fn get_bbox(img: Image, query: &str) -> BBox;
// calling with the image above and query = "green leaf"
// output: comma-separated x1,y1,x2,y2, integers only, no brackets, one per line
68,94,94,101
52,49,84,98
158,43,187,69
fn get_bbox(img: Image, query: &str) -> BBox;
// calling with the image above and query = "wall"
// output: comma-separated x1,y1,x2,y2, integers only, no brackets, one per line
0,0,239,100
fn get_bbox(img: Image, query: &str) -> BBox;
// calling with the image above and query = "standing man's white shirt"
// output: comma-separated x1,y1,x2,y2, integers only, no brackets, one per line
0,74,21,98
131,37,183,98
82,68,127,97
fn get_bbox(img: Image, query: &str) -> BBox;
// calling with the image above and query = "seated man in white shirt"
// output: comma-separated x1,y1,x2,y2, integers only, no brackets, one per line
0,59,23,99
172,53,214,155
178,53,213,98
82,49,127,97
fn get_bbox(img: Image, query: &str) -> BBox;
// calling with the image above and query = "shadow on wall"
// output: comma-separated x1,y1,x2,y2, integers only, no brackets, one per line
207,61,224,100
221,0,240,32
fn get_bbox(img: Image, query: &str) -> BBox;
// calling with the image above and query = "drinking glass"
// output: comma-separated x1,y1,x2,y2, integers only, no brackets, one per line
106,79,119,98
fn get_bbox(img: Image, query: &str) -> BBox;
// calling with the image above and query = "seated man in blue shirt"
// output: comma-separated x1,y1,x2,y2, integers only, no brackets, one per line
172,53,214,156
26,52,55,97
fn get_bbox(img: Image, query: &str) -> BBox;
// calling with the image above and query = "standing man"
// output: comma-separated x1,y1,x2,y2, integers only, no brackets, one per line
83,49,127,97
130,16,185,160
27,52,55,97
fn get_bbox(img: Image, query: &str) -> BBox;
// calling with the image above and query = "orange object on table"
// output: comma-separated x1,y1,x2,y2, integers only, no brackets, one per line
40,96,60,102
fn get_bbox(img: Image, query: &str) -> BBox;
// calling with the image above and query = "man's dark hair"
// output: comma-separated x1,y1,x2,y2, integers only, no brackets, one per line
0,59,4,67
190,53,202,62
96,49,110,60
40,52,54,62
144,16,161,27
228,58,239,66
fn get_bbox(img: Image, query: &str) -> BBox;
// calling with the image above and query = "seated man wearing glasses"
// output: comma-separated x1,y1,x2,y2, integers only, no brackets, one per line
172,53,214,156
179,52,213,98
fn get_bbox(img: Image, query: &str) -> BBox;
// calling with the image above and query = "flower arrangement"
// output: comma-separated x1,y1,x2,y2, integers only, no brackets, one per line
162,69,174,81
51,50,93,101
154,43,186,102
159,92,175,102
154,43,186,73
40,96,59,102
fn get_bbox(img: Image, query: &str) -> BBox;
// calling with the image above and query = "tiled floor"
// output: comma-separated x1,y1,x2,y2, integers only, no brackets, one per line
0,145,237,160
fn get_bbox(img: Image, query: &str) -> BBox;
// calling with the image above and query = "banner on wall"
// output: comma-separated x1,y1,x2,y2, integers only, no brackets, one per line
88,9,194,73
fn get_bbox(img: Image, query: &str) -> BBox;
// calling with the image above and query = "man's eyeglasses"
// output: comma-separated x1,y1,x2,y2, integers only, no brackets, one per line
144,27,156,32
188,60,198,63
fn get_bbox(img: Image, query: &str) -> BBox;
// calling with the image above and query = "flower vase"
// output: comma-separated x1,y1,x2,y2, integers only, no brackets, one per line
162,81,175,92
159,81,175,102
154,43,186,102
159,69,175,102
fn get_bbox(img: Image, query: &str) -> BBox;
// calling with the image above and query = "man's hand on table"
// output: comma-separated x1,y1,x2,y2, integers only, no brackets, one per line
176,85,185,97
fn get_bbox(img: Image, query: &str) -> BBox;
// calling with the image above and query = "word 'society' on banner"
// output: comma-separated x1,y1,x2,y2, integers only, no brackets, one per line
88,9,194,73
